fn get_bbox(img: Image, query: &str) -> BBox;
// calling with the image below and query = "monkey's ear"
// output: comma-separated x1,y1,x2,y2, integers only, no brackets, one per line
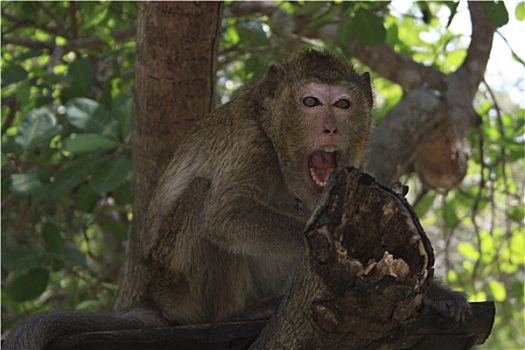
261,64,282,100
360,72,374,110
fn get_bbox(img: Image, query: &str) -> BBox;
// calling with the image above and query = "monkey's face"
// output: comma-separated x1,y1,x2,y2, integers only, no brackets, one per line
272,81,372,209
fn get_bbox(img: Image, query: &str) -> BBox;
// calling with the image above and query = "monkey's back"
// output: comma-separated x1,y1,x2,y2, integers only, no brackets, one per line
141,96,293,323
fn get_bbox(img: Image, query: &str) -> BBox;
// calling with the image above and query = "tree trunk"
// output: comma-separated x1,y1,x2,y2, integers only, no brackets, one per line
114,1,223,310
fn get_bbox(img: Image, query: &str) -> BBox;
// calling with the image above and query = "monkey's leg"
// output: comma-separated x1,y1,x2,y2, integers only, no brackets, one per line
227,297,283,321
143,177,214,324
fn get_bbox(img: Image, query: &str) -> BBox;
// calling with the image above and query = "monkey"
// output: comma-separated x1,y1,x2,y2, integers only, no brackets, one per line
3,49,470,349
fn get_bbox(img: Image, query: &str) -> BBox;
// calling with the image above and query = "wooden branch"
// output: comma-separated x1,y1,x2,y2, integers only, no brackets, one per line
457,1,496,98
348,40,446,92
42,302,494,350
42,168,494,350
364,87,447,184
2,26,136,52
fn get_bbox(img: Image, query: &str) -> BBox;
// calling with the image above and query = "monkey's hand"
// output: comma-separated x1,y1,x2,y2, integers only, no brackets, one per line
421,280,472,329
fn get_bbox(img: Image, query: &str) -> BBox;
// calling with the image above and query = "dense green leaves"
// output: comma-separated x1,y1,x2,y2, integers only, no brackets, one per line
1,1,134,319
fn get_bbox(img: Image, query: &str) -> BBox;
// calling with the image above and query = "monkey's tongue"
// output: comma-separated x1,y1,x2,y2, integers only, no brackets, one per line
309,151,336,186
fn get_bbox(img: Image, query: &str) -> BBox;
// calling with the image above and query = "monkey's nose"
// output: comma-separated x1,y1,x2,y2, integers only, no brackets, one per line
322,113,338,135
323,126,338,135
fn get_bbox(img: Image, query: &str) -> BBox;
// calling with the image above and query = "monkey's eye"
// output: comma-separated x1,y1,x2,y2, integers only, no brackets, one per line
334,99,351,109
303,97,321,107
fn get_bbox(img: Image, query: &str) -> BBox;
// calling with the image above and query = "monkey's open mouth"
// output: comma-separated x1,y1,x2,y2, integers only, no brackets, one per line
308,147,340,188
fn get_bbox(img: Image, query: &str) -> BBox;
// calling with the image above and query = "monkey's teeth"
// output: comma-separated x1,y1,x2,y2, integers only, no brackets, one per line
309,167,327,187
322,146,337,153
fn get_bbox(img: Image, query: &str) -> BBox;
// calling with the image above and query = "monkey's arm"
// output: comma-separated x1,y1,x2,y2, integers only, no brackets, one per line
205,195,305,257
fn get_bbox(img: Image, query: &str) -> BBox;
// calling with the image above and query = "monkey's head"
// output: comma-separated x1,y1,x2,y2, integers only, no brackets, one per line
258,49,374,210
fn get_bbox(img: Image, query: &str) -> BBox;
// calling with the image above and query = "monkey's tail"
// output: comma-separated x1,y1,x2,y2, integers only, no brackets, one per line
2,308,168,350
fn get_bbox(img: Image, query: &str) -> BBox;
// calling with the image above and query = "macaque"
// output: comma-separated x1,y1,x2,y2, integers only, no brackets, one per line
3,49,470,350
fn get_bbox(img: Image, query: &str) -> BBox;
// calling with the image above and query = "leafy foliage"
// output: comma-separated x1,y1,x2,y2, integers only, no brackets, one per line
1,1,135,326
2,1,523,348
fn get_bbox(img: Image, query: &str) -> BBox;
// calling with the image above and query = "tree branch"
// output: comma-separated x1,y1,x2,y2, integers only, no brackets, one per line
2,37,55,51
2,26,136,53
455,1,495,99
365,87,447,184
348,41,447,92
1,11,60,36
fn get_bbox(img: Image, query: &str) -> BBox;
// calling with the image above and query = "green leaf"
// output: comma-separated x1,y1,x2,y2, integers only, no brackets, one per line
84,5,109,29
49,156,108,197
65,244,88,268
488,280,507,302
385,23,400,46
99,217,128,240
516,2,525,20
2,64,29,85
17,49,44,61
337,14,355,48
445,1,460,27
63,133,119,154
480,1,509,28
15,82,31,105
512,281,525,303
112,94,133,140
14,109,62,152
113,180,132,205
42,222,65,255
509,233,524,261
225,26,240,45
457,242,480,261
352,9,386,46
67,57,94,95
65,98,117,137
417,1,432,24
1,247,47,272
11,172,41,195
235,21,267,45
5,268,50,302
444,195,460,228
414,192,436,217
76,185,100,213
90,156,131,193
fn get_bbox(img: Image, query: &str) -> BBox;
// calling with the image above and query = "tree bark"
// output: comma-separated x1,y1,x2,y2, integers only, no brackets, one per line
114,1,223,310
